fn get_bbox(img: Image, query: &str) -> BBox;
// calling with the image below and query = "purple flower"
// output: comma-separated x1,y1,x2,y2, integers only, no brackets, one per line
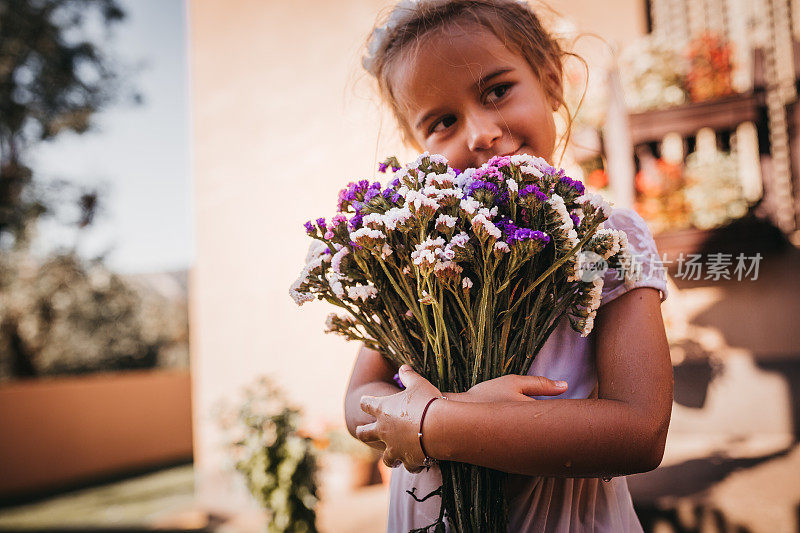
558,176,586,195
519,184,548,202
378,162,389,173
570,212,581,228
393,372,405,389
487,155,511,168
348,212,363,230
390,177,401,188
530,230,550,244
338,181,371,211
472,167,503,182
496,217,523,242
364,188,380,203
466,180,499,197
453,168,462,176
316,217,327,232
540,164,564,177
391,164,401,172
303,220,315,235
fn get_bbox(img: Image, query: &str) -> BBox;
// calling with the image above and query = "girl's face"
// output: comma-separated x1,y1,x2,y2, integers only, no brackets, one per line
390,24,559,171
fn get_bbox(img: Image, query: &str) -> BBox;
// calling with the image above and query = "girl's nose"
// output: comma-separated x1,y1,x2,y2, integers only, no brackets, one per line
466,112,502,153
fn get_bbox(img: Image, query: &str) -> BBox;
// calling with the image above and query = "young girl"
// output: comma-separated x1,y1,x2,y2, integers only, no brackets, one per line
343,1,673,531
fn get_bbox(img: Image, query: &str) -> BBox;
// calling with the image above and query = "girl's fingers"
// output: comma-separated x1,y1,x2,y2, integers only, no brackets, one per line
356,422,379,443
360,395,380,416
518,375,568,396
398,364,420,386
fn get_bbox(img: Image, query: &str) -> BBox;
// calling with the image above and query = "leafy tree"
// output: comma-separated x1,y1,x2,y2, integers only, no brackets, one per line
0,0,128,249
0,1,189,380
0,251,189,381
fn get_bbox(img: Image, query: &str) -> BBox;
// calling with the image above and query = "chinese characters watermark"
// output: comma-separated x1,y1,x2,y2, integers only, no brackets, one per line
632,252,760,281
577,252,763,281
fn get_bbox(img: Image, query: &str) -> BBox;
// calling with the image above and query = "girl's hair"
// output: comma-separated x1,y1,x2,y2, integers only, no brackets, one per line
362,0,580,157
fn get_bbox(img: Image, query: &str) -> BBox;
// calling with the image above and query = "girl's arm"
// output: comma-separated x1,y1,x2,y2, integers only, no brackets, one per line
344,344,401,450
358,287,673,477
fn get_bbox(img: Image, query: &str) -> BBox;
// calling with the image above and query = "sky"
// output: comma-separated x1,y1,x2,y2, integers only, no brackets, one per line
29,0,192,275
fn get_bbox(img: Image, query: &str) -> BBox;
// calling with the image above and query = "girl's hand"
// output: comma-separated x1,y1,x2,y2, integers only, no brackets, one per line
356,364,442,473
453,374,568,403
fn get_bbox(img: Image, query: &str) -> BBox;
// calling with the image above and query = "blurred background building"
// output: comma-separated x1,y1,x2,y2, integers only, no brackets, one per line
2,0,800,532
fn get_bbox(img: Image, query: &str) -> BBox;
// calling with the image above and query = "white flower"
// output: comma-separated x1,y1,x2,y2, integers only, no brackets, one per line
383,206,412,230
580,311,596,337
361,212,384,229
520,165,544,178
347,283,378,301
590,229,622,259
435,214,458,230
453,168,475,188
576,192,613,218
450,231,470,248
289,281,314,306
435,188,464,206
506,179,518,193
409,151,431,169
428,153,449,165
305,240,329,264
331,246,350,274
471,214,502,240
350,227,386,248
411,236,448,269
439,246,455,260
548,194,572,227
411,248,437,266
566,228,579,248
433,260,463,283
494,241,510,253
459,197,481,215
326,271,349,298
477,206,499,219
509,153,535,165
589,277,604,304
380,243,393,258
406,189,440,217
462,277,473,289
324,312,356,333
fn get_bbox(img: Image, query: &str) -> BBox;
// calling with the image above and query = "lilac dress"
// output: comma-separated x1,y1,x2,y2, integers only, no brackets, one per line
387,208,668,533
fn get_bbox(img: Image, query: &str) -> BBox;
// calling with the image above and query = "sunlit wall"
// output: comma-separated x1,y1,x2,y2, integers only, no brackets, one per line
189,0,645,507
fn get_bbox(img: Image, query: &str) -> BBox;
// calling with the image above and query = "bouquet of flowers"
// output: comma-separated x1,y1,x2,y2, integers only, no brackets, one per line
290,153,639,533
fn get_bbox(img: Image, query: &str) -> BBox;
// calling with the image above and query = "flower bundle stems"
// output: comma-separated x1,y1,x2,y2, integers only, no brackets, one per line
291,153,640,532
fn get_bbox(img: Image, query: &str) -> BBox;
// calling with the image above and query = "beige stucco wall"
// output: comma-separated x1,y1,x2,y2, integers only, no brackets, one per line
189,0,645,507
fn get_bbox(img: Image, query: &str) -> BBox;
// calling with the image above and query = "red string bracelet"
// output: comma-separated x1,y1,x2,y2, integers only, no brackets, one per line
419,395,447,467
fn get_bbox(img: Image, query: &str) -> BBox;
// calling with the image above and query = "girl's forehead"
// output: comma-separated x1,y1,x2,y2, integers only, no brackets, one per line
390,25,525,110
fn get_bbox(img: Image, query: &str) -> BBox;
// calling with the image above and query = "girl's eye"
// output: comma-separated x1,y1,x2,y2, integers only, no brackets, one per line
486,83,512,103
430,115,456,135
